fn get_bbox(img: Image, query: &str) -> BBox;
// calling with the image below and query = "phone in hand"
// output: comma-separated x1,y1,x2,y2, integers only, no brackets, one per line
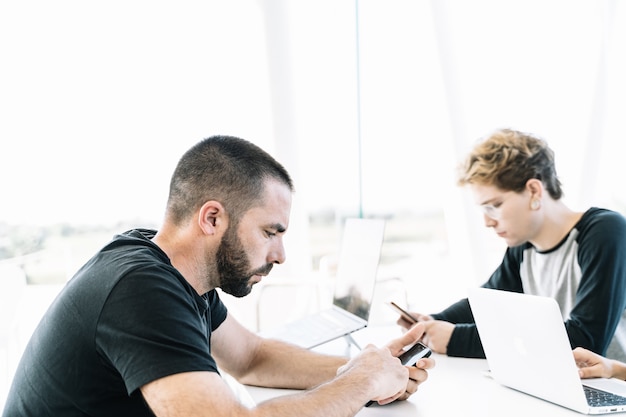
398,341,432,365
365,341,432,407
387,301,419,324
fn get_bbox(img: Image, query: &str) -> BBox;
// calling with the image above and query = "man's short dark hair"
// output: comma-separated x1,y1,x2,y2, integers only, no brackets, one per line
166,136,294,225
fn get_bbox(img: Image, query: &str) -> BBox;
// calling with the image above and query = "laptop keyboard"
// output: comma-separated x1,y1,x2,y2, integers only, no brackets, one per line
275,310,361,346
584,385,626,407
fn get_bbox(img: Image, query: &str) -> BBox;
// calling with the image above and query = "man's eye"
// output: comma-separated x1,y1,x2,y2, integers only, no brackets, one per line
266,231,276,237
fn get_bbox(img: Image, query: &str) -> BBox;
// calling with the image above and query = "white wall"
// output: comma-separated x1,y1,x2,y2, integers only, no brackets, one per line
1,0,625,349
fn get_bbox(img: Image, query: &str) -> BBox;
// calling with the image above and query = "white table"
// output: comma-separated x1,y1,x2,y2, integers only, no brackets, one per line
246,325,607,416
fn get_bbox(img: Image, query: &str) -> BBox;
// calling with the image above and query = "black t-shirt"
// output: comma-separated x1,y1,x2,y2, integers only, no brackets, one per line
3,229,228,417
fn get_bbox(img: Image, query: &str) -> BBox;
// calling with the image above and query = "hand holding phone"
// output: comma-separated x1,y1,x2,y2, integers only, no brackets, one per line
387,301,419,324
365,341,432,407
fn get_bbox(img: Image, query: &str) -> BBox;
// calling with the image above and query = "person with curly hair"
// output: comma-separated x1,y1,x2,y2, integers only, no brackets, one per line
399,128,626,361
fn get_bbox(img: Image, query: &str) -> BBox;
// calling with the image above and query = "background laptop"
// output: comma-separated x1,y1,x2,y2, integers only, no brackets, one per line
260,218,385,349
468,287,626,415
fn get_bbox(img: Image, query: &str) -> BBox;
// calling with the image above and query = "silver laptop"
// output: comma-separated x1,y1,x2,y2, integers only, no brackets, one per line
468,287,626,415
261,218,385,349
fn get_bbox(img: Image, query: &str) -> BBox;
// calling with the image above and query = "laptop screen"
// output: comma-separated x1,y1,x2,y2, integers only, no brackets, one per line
332,218,385,321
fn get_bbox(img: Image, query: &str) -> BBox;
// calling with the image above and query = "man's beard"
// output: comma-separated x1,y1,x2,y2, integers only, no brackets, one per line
215,226,274,297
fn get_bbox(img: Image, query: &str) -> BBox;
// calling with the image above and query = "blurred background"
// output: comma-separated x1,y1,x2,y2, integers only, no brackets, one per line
1,0,625,406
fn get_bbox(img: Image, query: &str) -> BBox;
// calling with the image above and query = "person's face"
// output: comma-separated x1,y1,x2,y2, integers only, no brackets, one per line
470,183,539,247
216,179,291,297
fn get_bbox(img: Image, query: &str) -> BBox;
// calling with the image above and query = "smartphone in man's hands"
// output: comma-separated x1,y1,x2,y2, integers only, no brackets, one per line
364,341,432,407
398,341,432,365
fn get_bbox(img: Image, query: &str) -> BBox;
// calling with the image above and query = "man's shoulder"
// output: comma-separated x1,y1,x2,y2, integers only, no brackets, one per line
577,207,626,239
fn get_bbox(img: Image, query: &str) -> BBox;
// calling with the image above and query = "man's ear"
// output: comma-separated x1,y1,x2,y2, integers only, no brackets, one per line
526,178,543,199
197,201,227,236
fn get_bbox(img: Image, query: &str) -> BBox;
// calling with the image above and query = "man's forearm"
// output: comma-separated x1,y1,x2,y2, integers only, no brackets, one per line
237,338,348,389
255,370,373,417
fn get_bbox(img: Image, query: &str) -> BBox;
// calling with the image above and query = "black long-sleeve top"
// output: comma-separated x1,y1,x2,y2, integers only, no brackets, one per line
432,208,626,360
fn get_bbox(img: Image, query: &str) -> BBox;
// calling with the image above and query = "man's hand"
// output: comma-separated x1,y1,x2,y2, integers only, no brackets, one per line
420,320,454,355
396,311,454,355
336,344,410,405
573,347,617,379
372,322,436,405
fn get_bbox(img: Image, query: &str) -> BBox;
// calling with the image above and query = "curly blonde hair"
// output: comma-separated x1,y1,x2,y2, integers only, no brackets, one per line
457,128,563,199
